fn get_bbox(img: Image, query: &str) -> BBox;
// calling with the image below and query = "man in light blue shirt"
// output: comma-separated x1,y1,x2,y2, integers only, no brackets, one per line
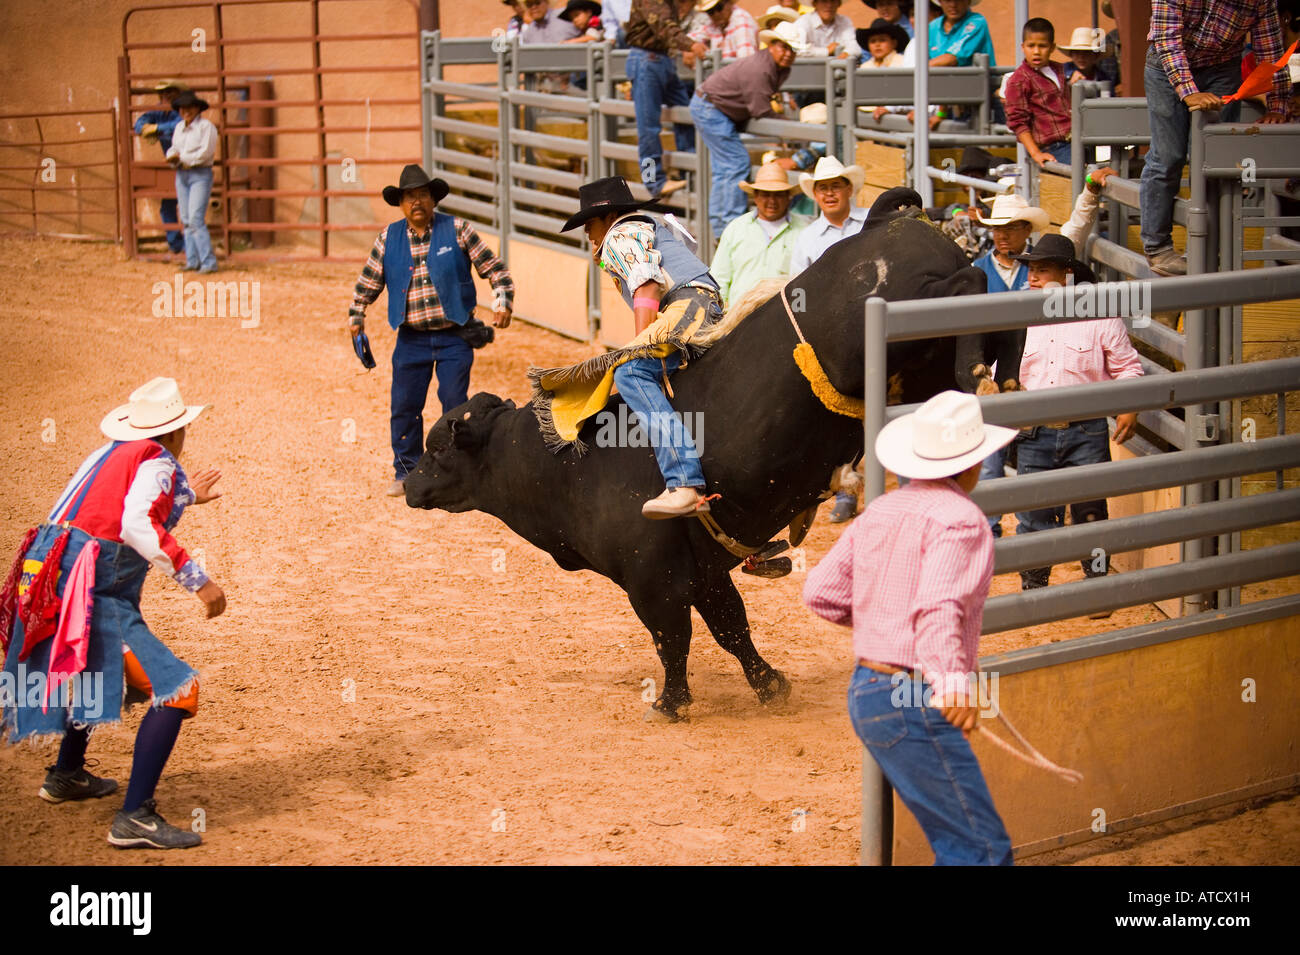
927,0,995,66
788,156,868,276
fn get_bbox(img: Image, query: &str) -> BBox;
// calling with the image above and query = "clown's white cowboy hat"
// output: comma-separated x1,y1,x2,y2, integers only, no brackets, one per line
758,20,808,54
799,155,865,200
977,193,1051,232
739,161,800,194
799,102,828,124
100,377,207,441
1058,26,1112,53
757,4,798,30
875,390,1016,480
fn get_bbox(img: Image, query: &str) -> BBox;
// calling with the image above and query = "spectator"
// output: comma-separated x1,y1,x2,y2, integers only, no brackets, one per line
690,21,806,237
757,4,799,33
857,18,908,69
969,172,1115,539
797,0,861,59
1010,233,1143,595
1140,0,1291,277
559,0,605,41
520,0,582,41
789,155,867,523
869,0,913,39
603,0,632,44
1059,26,1120,89
688,1,759,61
133,80,187,257
710,161,811,304
503,0,526,39
1004,18,1073,167
803,390,1017,866
625,0,710,198
164,91,219,274
928,0,995,66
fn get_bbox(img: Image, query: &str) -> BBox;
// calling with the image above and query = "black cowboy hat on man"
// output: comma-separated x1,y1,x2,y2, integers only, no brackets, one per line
1012,233,1098,283
383,164,451,207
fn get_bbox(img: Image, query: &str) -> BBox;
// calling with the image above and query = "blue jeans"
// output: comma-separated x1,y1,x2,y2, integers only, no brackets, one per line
689,93,751,238
1015,419,1111,586
1139,47,1241,254
175,166,217,271
391,325,474,478
612,350,705,489
626,47,695,195
1042,139,1072,165
159,197,184,253
978,445,1008,538
848,667,1013,865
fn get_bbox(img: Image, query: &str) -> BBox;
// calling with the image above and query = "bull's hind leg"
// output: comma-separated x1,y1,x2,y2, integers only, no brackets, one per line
695,577,791,706
625,588,694,722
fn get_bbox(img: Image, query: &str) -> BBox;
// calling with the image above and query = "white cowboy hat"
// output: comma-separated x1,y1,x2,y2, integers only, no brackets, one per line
875,390,1016,480
757,4,798,30
1057,27,1111,53
798,102,828,124
695,0,726,11
739,161,800,194
100,377,207,441
799,155,865,200
758,20,808,54
977,193,1051,232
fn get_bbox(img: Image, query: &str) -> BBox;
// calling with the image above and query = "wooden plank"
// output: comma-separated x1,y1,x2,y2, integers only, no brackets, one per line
1109,439,1182,618
1242,300,1300,344
856,140,906,191
1039,171,1072,226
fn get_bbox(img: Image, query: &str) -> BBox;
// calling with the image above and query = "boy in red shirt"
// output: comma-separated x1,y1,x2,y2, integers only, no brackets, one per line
1004,18,1073,167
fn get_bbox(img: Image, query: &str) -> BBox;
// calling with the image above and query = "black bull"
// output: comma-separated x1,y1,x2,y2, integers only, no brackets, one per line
404,210,1010,720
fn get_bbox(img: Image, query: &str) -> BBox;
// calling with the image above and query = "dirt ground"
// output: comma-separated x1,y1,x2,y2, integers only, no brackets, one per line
0,236,1295,866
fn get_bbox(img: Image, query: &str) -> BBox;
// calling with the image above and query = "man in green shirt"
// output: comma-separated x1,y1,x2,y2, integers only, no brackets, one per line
709,161,811,306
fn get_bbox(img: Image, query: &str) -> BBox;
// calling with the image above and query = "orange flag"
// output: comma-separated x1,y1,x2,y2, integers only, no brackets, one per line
1223,38,1299,103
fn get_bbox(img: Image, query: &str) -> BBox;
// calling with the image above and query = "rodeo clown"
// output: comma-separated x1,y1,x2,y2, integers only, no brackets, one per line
531,176,722,518
0,378,225,850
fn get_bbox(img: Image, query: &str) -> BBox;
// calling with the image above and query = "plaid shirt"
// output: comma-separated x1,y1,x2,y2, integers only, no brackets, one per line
349,218,513,331
803,478,993,700
1149,0,1291,114
688,7,758,60
1004,60,1072,147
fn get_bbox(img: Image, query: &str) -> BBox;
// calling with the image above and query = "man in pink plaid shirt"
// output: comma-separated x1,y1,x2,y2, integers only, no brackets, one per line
688,0,758,60
804,390,1017,865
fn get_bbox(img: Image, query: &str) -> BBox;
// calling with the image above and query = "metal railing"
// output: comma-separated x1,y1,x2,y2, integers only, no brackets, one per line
858,264,1300,864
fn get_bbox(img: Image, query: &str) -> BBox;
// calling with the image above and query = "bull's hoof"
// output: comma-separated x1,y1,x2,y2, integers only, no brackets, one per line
756,670,792,706
644,702,688,724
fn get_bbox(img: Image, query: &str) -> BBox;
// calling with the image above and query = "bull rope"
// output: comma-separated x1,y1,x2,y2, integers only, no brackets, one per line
779,286,865,420
980,711,1084,783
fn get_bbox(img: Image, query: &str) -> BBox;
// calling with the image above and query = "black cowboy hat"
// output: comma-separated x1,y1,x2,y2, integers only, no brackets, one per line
856,18,910,54
956,145,996,178
559,0,602,20
560,176,670,232
171,90,210,112
1012,233,1098,283
383,164,451,207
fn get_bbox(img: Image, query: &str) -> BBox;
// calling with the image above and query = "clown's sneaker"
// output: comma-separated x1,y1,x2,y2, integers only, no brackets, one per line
108,799,202,850
39,765,118,804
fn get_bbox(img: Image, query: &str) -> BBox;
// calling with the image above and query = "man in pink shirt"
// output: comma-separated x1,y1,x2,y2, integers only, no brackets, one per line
804,391,1017,865
1011,233,1143,591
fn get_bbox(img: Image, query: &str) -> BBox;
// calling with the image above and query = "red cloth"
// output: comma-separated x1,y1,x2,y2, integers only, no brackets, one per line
1003,60,1072,148
0,526,39,656
18,529,70,661
43,540,98,713
1225,38,1299,104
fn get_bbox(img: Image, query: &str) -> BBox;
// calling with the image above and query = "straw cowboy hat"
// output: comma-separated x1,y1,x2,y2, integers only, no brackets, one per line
799,156,865,200
977,193,1050,232
799,102,828,124
383,164,451,207
100,377,207,442
875,390,1016,480
757,4,799,30
1058,26,1111,53
759,20,808,53
1012,233,1098,283
739,161,800,195
153,79,190,93
695,0,726,11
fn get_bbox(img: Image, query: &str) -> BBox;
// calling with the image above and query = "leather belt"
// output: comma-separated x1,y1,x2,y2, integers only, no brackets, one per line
858,659,918,678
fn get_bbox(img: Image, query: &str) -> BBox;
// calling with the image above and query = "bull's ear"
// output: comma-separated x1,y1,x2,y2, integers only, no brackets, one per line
449,417,479,451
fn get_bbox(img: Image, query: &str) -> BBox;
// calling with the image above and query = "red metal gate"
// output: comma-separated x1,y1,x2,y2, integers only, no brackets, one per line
120,0,424,261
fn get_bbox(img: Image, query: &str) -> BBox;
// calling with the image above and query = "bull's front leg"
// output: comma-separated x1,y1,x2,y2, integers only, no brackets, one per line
625,587,693,722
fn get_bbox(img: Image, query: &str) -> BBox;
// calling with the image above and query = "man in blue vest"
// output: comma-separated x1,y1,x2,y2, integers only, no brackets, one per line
349,165,515,496
133,80,187,255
